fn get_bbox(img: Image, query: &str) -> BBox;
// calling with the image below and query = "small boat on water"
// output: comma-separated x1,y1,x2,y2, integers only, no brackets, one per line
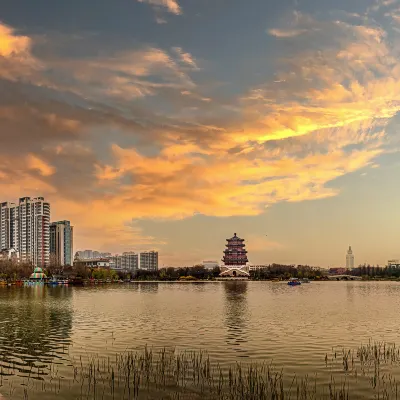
48,277,59,286
287,278,301,286
301,278,311,283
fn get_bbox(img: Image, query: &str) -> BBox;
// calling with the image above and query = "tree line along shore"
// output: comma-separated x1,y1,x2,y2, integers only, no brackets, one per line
0,261,399,282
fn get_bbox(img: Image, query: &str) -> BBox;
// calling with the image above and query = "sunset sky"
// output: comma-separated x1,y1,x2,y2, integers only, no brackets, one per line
2,0,400,267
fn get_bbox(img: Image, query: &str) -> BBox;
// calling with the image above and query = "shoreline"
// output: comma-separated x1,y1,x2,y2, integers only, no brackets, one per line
2,277,400,287
122,279,400,283
1,279,399,287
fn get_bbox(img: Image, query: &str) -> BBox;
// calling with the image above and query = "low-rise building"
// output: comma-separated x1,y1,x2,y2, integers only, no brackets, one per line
203,260,219,269
74,258,110,268
388,260,400,268
0,248,19,262
75,250,112,260
328,267,347,275
248,264,270,271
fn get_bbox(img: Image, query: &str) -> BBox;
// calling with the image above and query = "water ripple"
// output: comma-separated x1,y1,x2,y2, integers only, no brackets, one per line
0,282,400,398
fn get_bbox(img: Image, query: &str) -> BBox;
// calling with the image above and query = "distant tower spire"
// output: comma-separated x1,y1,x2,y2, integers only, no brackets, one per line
346,246,354,269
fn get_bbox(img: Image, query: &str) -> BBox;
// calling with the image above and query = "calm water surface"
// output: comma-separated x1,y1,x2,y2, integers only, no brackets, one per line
1,281,400,398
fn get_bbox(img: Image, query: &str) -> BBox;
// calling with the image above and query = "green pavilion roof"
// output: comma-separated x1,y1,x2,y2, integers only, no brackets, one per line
30,267,47,280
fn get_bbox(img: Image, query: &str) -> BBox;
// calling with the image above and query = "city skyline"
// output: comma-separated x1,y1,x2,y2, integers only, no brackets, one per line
0,195,388,268
2,0,400,267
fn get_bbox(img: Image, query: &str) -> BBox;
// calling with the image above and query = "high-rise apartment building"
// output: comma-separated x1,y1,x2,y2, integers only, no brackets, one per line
346,246,354,270
0,202,18,252
50,221,74,266
139,251,158,271
0,197,50,266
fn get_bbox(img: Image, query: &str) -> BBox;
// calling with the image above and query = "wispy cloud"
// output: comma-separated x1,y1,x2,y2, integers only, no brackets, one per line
244,14,400,146
268,28,308,37
267,11,316,38
172,47,200,69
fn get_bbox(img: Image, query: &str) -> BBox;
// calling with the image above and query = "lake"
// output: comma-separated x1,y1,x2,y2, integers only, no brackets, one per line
1,281,400,399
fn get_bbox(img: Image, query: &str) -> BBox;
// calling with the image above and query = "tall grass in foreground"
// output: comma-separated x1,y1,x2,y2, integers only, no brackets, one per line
2,341,400,399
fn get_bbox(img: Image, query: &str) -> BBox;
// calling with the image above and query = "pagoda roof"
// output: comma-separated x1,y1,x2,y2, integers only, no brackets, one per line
227,233,245,241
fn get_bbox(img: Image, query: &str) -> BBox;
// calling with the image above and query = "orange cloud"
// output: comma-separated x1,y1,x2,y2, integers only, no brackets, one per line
26,154,56,176
137,0,182,15
0,23,31,57
0,23,40,81
92,139,383,223
240,16,400,146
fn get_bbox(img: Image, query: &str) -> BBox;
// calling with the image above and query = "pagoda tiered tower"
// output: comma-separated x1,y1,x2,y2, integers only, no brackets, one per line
220,233,250,277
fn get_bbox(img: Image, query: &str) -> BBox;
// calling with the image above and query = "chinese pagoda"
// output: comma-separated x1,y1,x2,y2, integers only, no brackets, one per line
220,233,250,277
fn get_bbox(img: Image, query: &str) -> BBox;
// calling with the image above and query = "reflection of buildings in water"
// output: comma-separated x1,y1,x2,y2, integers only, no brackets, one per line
223,281,249,353
139,282,159,293
0,286,73,377
346,282,355,303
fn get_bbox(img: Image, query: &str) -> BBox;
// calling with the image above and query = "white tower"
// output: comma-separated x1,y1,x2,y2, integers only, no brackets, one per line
346,246,354,270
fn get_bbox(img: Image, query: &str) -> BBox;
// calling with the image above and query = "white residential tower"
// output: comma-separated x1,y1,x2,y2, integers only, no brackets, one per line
0,197,50,267
346,246,354,270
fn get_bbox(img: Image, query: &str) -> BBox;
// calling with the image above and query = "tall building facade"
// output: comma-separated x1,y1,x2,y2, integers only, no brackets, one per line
346,246,354,270
140,251,158,271
0,197,50,266
0,202,18,252
112,252,139,271
50,221,74,266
